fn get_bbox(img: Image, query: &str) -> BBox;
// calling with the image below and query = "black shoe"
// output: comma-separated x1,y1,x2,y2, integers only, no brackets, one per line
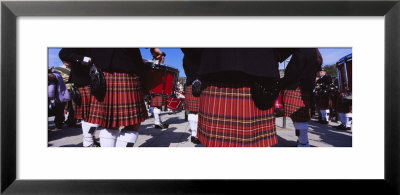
85,143,99,147
93,140,100,147
334,124,344,129
191,136,201,144
337,124,351,130
155,123,169,129
318,119,328,124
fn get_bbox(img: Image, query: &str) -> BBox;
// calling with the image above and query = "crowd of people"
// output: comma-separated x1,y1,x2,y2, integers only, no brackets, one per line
312,69,352,131
48,48,352,147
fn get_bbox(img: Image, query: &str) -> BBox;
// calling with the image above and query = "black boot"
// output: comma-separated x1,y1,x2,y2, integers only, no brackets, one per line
155,123,169,129
191,136,201,144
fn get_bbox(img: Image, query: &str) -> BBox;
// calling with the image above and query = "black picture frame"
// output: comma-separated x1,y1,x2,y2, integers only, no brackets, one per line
1,0,399,194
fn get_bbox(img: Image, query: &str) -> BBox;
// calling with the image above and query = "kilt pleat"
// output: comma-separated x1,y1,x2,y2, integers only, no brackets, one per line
184,85,200,113
86,72,147,128
197,82,277,147
73,86,91,120
283,87,311,122
150,95,166,108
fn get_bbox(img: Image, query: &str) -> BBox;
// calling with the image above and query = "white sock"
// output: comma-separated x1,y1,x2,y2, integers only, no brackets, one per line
325,110,330,121
153,107,161,125
339,113,346,125
149,107,154,116
188,114,198,137
81,120,99,147
294,122,309,146
99,128,119,147
116,131,139,147
345,113,352,127
320,109,329,121
320,110,326,120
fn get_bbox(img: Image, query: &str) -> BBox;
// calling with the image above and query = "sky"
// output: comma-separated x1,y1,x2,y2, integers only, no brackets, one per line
49,48,352,77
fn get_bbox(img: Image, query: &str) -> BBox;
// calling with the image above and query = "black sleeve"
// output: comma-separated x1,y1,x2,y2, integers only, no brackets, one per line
281,51,306,89
181,48,202,64
325,75,332,84
59,48,86,64
275,48,296,63
181,48,202,82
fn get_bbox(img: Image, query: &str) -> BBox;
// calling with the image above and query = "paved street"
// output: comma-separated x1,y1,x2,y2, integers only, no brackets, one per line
48,111,352,147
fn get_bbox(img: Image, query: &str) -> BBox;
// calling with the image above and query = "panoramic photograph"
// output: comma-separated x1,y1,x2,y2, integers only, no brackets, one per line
48,48,352,147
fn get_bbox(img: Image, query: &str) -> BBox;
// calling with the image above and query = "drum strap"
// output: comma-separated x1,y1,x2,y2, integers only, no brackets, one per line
161,67,168,107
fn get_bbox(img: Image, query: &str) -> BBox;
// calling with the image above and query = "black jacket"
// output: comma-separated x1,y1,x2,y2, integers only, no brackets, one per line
281,49,320,91
58,48,90,86
59,48,145,84
317,75,332,86
181,48,293,82
182,52,201,85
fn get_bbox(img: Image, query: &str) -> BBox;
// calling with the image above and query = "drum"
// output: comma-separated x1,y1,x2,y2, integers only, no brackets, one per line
143,61,179,100
167,97,182,111
167,91,185,111
336,53,352,113
336,53,352,97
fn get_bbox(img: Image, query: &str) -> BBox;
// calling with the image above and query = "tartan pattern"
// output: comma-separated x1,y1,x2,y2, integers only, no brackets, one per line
150,95,166,108
283,87,311,122
184,85,200,113
316,96,331,110
86,72,147,128
197,82,277,147
73,86,91,120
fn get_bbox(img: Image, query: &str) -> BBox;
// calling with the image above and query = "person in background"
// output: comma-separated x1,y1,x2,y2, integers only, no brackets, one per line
182,54,201,144
334,76,352,130
315,69,332,124
149,48,169,129
48,67,71,129
335,98,352,130
281,48,323,147
329,78,340,122
53,61,77,127
59,48,148,147
310,76,319,118
150,48,166,65
59,49,99,147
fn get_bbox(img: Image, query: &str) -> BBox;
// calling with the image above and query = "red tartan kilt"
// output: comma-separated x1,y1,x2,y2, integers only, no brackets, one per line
86,72,147,128
198,82,277,147
184,85,200,113
316,96,331,110
283,87,311,122
150,95,166,108
73,86,91,120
